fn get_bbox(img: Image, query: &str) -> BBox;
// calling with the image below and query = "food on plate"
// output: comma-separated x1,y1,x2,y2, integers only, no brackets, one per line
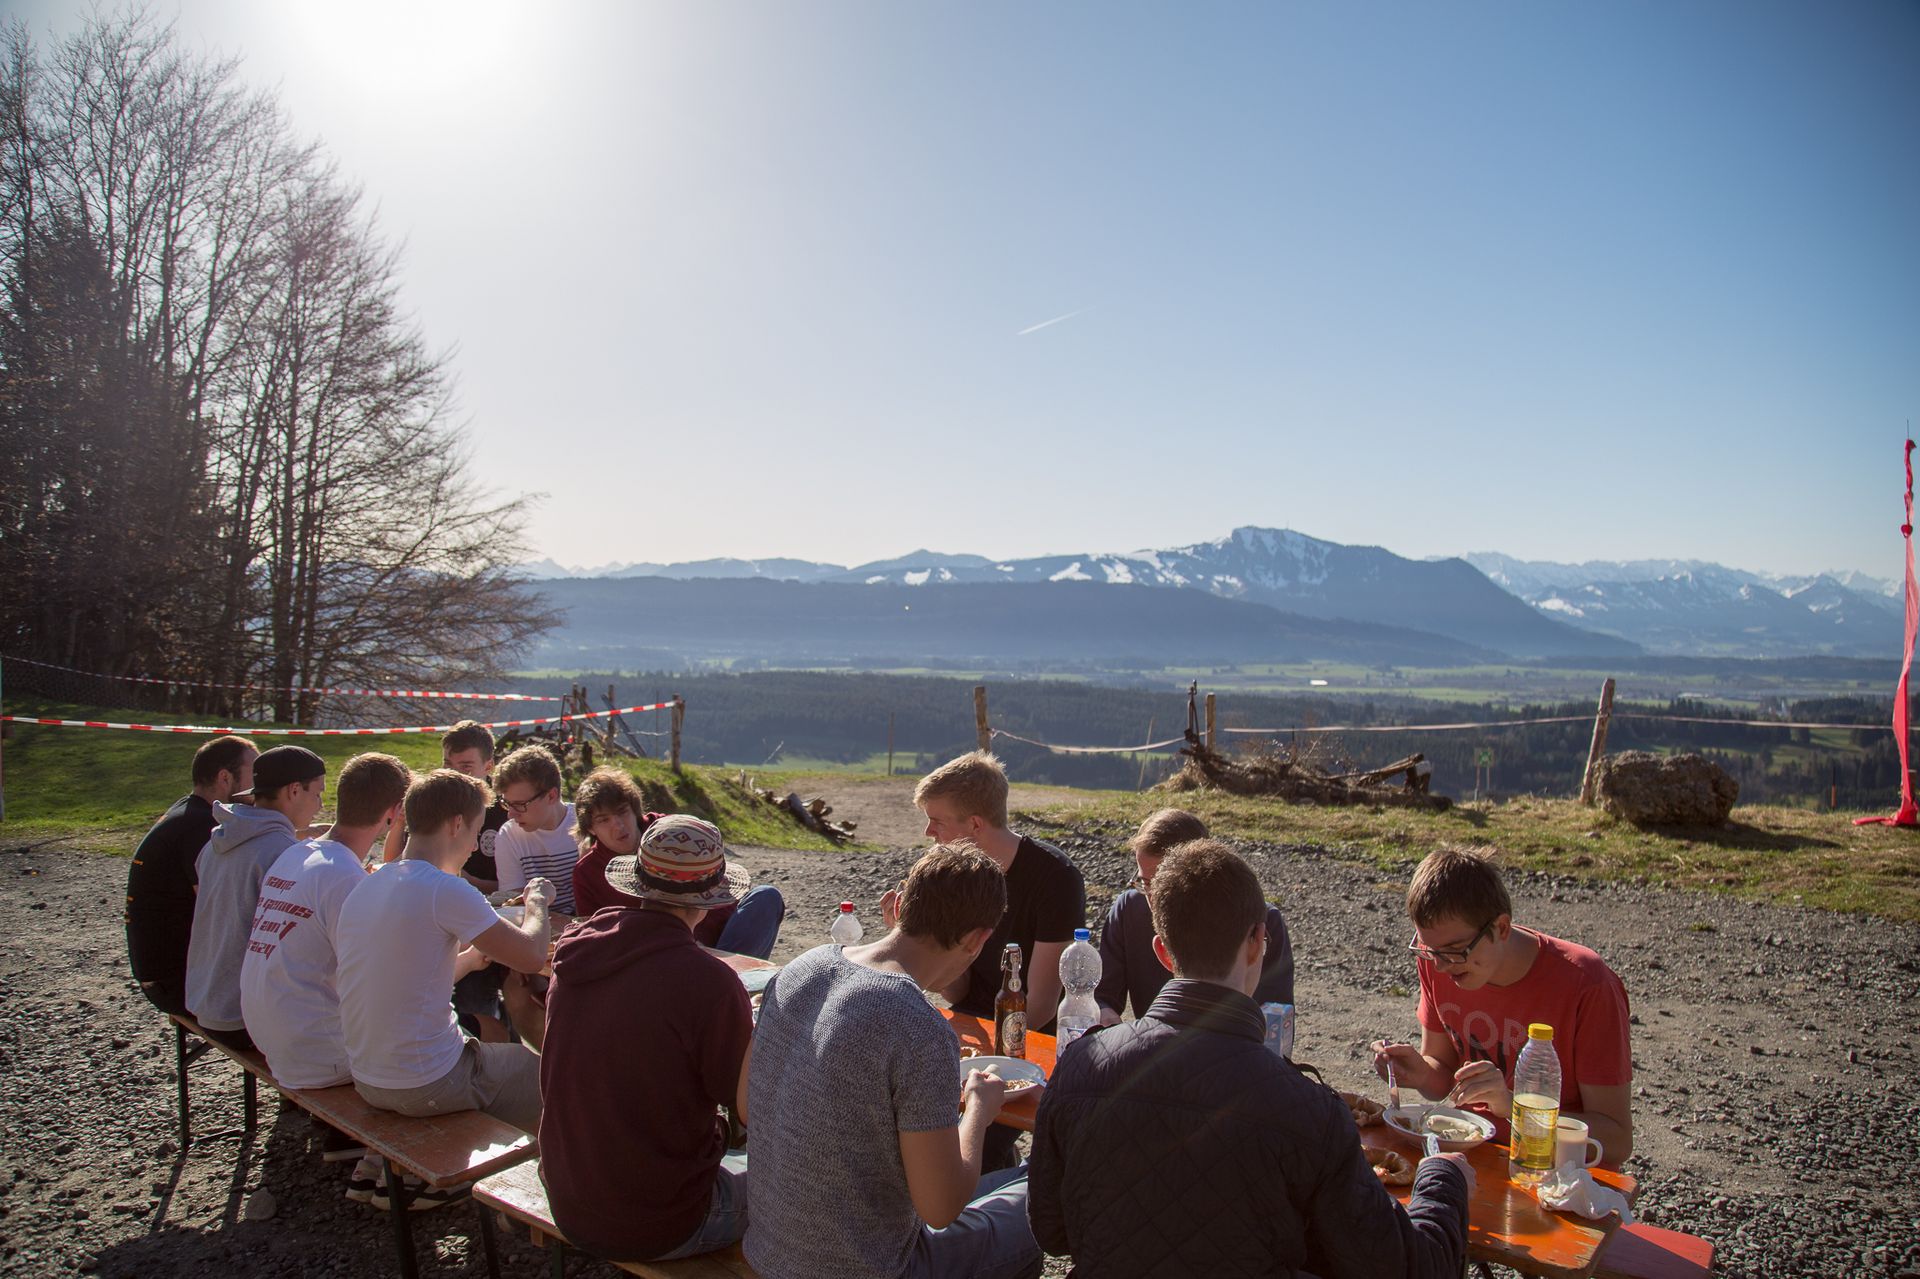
1337,1090,1385,1128
1367,1147,1415,1187
971,1061,1038,1093
1421,1113,1480,1143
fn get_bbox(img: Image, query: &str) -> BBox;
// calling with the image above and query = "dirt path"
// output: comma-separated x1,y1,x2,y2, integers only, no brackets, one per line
3,786,1917,1277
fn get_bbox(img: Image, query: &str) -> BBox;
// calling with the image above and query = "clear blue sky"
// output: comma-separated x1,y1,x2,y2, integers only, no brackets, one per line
17,1,1920,577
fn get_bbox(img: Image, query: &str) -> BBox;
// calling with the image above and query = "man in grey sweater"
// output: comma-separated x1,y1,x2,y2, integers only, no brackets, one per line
184,746,327,1053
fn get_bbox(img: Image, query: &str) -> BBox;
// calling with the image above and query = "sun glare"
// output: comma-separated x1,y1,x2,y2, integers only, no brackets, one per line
284,0,526,101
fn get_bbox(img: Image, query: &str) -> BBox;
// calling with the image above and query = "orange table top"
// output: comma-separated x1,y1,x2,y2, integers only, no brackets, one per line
942,1005,1628,1278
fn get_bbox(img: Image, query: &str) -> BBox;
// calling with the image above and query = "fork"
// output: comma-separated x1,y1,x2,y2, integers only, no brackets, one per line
1384,1047,1403,1113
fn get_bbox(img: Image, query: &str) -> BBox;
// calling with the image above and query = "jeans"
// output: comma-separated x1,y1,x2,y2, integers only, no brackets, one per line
909,1164,1042,1279
655,1151,749,1260
716,886,785,960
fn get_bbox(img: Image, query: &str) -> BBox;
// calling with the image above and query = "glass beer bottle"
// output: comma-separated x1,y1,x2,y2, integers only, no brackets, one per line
993,942,1027,1059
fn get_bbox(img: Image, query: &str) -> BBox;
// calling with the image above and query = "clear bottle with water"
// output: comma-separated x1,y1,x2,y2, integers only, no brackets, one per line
1508,1022,1561,1187
1056,928,1101,1046
829,901,863,946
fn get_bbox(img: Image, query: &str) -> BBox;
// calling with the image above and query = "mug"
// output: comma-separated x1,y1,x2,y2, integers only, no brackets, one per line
1555,1116,1604,1169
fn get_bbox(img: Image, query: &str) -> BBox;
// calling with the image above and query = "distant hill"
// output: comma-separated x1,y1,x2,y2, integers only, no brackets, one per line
526,577,1500,670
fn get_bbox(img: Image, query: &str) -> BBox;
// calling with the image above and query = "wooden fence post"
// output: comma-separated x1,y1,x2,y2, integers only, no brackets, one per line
1205,692,1217,753
1579,677,1616,805
973,685,991,753
670,695,684,774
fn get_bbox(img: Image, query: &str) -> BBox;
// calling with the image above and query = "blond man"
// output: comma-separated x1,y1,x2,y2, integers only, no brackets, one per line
908,752,1085,1037
493,744,580,916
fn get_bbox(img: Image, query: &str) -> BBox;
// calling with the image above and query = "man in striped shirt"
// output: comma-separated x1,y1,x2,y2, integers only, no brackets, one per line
493,744,579,1048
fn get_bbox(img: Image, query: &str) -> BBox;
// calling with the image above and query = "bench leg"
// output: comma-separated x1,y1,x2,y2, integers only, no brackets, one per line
475,1199,501,1279
550,1240,565,1279
175,1022,191,1149
241,1070,257,1134
384,1156,418,1279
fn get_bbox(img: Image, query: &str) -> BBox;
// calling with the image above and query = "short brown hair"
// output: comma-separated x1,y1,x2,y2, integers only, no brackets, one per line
335,753,414,826
441,720,496,762
1406,847,1512,929
494,743,562,797
403,768,492,836
572,767,646,841
1149,839,1265,982
1128,808,1208,860
192,735,257,787
896,843,1008,949
913,751,1009,829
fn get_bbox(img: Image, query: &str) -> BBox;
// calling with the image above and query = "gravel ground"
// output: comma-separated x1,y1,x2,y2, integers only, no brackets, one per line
3,785,1917,1278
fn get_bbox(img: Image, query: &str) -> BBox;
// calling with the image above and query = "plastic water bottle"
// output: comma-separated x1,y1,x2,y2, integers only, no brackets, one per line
829,901,863,946
1509,1022,1561,1186
1056,928,1101,1046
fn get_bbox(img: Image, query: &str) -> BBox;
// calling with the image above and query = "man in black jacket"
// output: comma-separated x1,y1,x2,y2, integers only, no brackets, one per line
125,735,259,1015
1028,840,1471,1279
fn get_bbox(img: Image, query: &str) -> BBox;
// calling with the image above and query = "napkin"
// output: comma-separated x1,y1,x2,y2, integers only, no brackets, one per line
1537,1168,1635,1225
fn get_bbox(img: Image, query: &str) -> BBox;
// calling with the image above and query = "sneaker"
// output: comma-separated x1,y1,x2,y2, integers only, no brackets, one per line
369,1174,470,1213
318,1126,368,1163
344,1157,381,1204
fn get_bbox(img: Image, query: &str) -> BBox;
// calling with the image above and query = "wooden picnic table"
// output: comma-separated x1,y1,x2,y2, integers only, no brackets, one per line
941,1010,1055,1131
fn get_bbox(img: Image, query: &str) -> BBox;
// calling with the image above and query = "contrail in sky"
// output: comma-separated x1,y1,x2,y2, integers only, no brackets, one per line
1016,307,1091,336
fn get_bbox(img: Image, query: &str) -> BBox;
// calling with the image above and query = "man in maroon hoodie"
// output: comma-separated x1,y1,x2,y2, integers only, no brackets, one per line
538,814,755,1263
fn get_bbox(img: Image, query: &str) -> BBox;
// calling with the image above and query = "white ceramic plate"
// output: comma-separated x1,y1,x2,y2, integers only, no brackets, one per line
1384,1103,1495,1151
959,1055,1047,1095
494,905,525,925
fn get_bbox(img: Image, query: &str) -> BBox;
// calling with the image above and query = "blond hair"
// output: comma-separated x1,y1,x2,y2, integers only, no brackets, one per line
403,769,492,836
913,751,1010,829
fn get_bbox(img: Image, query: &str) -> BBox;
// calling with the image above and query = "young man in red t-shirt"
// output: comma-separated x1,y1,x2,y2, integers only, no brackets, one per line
1372,848,1633,1168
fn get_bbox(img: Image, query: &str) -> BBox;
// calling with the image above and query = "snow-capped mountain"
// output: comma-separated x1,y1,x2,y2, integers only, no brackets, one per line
1460,554,1901,656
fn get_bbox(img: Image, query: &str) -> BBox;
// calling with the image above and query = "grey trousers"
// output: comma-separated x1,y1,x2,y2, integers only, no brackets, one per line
354,1038,541,1135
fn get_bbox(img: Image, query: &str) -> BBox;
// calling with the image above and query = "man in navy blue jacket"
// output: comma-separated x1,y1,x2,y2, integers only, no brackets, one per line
1029,840,1470,1279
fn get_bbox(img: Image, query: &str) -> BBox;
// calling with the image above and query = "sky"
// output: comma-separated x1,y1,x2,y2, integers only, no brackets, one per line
16,1,1920,578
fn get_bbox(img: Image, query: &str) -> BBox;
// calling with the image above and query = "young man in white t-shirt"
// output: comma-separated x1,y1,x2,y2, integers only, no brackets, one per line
335,769,555,1140
240,752,413,1091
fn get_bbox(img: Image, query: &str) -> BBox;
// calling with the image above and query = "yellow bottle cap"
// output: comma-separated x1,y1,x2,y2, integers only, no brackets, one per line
1528,1023,1554,1040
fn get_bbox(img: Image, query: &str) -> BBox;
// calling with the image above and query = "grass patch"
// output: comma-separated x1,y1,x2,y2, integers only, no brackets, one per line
1015,788,1920,923
0,698,844,855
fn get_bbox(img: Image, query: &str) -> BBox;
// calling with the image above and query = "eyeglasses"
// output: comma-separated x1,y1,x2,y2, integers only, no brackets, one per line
1407,919,1495,967
503,788,553,816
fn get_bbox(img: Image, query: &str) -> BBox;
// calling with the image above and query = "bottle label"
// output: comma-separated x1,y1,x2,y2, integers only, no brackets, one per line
1510,1092,1559,1172
998,1012,1026,1059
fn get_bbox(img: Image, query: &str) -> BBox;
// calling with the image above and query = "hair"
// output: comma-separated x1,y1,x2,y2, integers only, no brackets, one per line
494,743,563,797
1148,839,1265,981
572,766,646,841
191,736,257,788
335,753,414,826
1128,808,1209,860
403,768,492,835
441,719,496,762
896,843,1008,949
1406,846,1512,929
913,751,1010,829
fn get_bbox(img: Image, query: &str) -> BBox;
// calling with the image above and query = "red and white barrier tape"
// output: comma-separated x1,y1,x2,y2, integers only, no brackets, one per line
0,655,560,701
991,728,1189,755
0,702,676,737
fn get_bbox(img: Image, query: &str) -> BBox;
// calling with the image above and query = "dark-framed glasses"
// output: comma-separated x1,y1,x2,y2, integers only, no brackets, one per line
1407,919,1495,966
503,788,552,816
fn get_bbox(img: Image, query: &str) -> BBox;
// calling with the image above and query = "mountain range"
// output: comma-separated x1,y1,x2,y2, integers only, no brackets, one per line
517,528,1901,665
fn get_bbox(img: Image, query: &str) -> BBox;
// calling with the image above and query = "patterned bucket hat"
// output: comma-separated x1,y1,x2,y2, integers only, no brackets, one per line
606,814,750,908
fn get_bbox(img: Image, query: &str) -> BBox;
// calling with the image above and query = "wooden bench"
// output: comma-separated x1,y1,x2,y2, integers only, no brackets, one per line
168,1013,536,1279
1592,1222,1716,1279
473,1159,759,1279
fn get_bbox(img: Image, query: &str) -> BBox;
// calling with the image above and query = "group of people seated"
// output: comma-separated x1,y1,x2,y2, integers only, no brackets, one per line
125,734,1632,1278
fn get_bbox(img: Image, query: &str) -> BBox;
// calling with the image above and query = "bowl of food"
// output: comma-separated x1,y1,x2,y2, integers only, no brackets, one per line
959,1055,1046,1098
1384,1104,1495,1151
